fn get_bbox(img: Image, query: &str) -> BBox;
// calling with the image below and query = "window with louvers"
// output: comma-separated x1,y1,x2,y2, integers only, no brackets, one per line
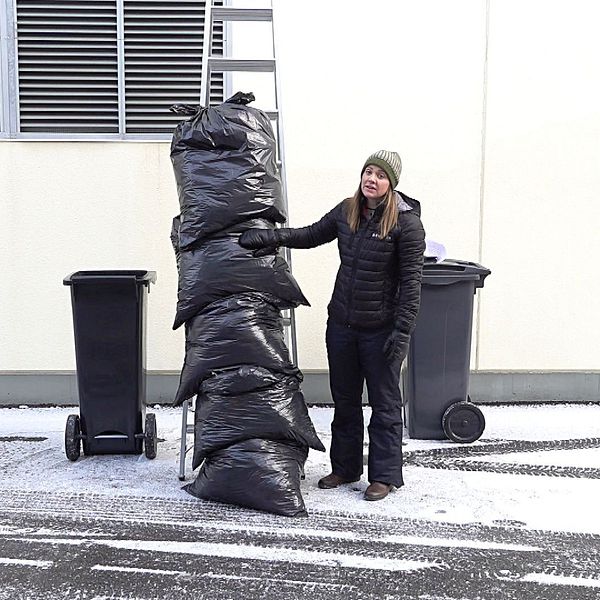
17,0,119,133
14,0,224,136
124,0,223,134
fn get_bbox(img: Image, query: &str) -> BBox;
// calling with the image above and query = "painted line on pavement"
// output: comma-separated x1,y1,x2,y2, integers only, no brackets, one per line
0,556,53,568
522,573,600,588
91,564,189,577
205,572,357,590
382,535,541,552
100,539,437,572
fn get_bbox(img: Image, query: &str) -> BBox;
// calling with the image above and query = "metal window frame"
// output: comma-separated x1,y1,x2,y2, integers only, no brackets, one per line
1,0,18,137
0,0,232,142
116,0,126,135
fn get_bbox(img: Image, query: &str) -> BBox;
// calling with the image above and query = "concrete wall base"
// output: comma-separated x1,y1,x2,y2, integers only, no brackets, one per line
0,370,598,406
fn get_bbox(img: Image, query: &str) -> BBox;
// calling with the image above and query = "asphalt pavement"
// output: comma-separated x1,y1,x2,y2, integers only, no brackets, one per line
1,404,599,599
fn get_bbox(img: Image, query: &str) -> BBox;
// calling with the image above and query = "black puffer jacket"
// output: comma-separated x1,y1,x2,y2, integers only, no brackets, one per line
280,192,425,333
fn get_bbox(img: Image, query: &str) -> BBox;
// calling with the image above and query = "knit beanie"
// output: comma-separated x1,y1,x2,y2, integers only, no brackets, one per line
362,150,402,189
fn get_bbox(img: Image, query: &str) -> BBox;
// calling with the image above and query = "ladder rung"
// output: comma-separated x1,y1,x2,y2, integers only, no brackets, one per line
207,57,275,73
211,7,273,22
265,110,278,120
283,317,292,326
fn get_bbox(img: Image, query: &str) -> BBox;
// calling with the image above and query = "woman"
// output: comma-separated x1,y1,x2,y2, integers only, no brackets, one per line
240,150,425,501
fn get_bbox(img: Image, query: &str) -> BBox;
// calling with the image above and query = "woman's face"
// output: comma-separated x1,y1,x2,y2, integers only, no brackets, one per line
361,164,391,202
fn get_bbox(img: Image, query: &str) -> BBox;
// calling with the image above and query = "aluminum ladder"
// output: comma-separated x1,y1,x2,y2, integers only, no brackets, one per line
178,1,297,481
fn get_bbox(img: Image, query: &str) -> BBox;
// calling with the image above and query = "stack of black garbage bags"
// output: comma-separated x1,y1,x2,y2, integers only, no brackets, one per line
169,93,324,517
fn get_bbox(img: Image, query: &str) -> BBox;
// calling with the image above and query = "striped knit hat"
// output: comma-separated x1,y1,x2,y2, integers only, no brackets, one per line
362,150,402,189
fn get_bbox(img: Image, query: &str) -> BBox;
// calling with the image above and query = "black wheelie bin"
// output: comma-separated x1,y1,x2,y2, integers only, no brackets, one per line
401,259,490,443
63,270,157,461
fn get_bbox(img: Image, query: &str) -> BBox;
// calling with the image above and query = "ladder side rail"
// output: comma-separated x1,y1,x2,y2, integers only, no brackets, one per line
271,3,299,367
178,399,190,480
274,112,298,367
201,2,299,366
199,1,215,107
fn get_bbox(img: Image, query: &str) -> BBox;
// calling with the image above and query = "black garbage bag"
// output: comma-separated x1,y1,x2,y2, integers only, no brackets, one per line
192,367,325,467
170,93,286,249
184,438,309,517
171,215,273,273
173,232,309,329
171,93,321,518
202,363,290,396
170,216,182,271
173,294,300,406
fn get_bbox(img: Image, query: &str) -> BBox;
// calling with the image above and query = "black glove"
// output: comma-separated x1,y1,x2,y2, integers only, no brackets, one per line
240,228,293,257
383,329,410,365
239,228,280,256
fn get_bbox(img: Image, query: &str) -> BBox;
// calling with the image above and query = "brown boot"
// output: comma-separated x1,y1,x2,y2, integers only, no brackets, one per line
364,481,394,501
317,473,360,489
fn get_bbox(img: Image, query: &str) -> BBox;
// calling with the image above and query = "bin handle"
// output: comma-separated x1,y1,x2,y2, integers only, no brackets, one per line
63,272,157,287
423,274,481,285
63,274,137,286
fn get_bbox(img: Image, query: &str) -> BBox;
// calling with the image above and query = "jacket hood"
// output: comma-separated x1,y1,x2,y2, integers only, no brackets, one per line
395,191,421,217
360,191,422,220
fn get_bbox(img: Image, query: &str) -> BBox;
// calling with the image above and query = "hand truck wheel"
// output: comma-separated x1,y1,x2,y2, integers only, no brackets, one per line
144,413,157,459
65,414,82,461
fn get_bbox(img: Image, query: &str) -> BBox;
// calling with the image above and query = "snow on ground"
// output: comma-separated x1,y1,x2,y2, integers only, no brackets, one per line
1,403,600,535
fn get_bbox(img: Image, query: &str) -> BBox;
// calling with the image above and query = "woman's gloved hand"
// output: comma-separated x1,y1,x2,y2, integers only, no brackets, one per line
239,228,282,257
383,329,410,365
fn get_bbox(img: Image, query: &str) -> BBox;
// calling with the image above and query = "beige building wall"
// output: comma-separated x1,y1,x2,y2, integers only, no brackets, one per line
1,0,599,384
478,0,600,370
0,142,183,371
270,0,487,369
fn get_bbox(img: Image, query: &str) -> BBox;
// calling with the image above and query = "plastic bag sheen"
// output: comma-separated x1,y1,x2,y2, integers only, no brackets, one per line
173,294,300,406
192,368,325,467
171,98,286,248
184,438,308,517
173,234,309,329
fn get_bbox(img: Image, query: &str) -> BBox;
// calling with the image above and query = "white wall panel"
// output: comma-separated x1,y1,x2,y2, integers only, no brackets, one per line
272,0,487,368
2,0,598,376
0,142,183,371
478,0,600,369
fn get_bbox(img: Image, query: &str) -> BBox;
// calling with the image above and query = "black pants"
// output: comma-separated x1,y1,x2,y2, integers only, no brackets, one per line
325,319,404,488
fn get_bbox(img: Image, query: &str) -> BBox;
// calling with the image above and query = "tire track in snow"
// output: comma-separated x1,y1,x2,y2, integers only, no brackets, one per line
404,438,600,478
1,489,600,599
0,436,51,472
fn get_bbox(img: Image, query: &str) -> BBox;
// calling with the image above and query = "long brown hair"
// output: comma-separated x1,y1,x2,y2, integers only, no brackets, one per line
344,186,398,238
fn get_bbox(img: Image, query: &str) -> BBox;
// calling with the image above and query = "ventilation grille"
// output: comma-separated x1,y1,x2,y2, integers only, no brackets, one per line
123,0,223,134
17,0,119,133
15,0,224,135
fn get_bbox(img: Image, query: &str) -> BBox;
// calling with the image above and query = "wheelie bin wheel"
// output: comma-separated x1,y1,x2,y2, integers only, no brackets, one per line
442,401,485,443
65,414,82,461
144,413,157,459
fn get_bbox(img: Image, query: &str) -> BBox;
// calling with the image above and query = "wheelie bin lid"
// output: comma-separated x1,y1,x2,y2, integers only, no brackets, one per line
63,270,157,288
422,259,490,288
